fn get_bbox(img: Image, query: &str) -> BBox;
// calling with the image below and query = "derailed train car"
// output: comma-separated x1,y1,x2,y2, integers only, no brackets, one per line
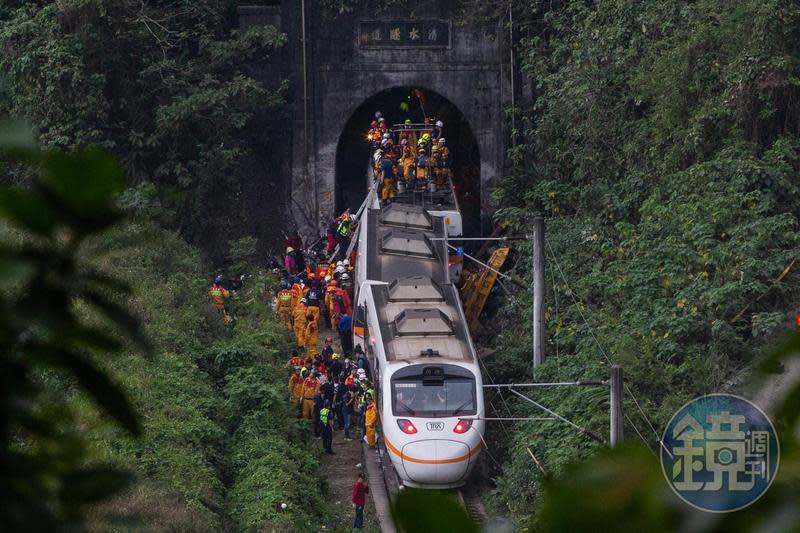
352,197,485,489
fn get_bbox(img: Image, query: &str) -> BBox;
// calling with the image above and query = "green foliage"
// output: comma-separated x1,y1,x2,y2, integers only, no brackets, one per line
487,0,800,523
392,489,479,533
533,335,800,532
0,131,146,530
0,0,287,255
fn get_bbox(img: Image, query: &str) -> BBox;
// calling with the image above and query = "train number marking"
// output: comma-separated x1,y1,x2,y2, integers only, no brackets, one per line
426,422,445,431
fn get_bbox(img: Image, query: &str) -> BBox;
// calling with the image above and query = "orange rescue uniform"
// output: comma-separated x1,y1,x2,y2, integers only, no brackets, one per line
365,402,377,447
288,373,304,407
304,320,319,357
292,304,308,346
301,376,320,419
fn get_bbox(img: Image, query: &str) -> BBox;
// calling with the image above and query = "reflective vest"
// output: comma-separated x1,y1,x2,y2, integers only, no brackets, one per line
337,218,351,237
209,284,229,307
320,407,330,426
277,289,293,308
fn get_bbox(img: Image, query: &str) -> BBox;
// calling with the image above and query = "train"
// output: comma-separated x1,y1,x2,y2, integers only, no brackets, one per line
350,124,485,489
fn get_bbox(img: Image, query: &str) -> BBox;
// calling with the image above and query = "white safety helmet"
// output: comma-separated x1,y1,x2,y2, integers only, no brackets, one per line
382,132,390,139
436,120,444,128
438,138,446,144
378,117,385,123
336,261,343,267
374,111,382,119
357,368,366,377
341,273,350,280
324,275,331,282
343,259,350,266
335,266,345,274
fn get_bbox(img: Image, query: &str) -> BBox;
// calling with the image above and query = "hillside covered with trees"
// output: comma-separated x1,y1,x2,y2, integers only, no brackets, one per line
2,0,800,531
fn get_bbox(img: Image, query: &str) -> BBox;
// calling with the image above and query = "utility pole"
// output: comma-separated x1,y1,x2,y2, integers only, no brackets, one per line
532,216,545,373
610,365,624,447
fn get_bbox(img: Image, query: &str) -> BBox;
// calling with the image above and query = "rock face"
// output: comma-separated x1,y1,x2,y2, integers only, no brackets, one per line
238,1,518,237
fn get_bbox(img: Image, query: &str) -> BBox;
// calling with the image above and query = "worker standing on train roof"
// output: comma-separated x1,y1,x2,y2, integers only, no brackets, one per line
301,370,320,420
292,298,308,347
304,312,319,357
382,164,398,204
288,367,304,409
433,119,444,140
364,394,377,448
415,148,429,191
276,281,294,327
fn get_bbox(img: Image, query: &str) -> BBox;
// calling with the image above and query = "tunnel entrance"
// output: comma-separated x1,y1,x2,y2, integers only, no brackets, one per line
335,87,481,235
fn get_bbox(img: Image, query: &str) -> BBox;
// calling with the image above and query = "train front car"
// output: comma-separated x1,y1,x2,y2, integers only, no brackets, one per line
355,203,485,489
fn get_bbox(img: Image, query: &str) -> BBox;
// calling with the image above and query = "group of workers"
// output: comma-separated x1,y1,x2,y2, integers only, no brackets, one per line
285,341,378,455
274,238,379,456
367,111,452,202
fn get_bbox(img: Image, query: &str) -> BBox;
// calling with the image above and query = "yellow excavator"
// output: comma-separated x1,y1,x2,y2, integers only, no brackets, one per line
460,247,510,329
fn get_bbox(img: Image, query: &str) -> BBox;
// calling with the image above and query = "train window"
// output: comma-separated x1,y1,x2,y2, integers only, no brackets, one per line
391,375,475,418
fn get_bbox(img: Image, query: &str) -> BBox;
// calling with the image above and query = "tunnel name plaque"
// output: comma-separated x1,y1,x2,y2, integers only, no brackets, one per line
358,20,451,48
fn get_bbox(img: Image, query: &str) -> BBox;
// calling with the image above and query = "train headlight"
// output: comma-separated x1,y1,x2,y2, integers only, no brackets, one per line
453,419,472,434
397,419,417,434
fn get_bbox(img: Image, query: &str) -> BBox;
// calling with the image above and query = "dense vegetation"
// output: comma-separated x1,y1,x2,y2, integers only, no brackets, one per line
0,0,286,259
483,0,800,525
3,0,800,530
0,134,325,530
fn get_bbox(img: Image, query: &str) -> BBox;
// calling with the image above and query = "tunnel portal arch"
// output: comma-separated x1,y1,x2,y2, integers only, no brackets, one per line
335,86,481,235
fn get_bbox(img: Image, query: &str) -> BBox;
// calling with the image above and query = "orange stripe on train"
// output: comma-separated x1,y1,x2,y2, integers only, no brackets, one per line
383,437,482,465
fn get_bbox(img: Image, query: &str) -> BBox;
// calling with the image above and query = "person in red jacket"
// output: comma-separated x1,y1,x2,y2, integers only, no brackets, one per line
351,472,369,529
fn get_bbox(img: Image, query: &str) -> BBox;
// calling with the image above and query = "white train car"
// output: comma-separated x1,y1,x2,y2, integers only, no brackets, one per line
352,203,484,489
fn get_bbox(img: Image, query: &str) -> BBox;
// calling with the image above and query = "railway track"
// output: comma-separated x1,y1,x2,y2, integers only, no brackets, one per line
370,411,489,531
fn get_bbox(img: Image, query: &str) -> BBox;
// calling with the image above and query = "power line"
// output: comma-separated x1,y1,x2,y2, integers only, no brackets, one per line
546,239,670,456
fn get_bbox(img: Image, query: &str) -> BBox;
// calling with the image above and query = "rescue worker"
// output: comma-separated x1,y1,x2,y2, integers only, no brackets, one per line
276,281,294,327
285,349,304,368
382,164,398,203
339,274,354,303
320,399,334,454
364,394,377,448
415,148,429,191
208,275,231,322
320,337,334,363
288,367,304,410
336,212,352,248
338,312,353,354
304,312,319,357
301,370,320,420
290,277,304,308
325,279,338,328
292,298,309,347
305,281,322,324
284,247,298,276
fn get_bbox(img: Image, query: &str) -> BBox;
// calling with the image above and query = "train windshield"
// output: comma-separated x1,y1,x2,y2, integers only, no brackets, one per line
391,371,476,418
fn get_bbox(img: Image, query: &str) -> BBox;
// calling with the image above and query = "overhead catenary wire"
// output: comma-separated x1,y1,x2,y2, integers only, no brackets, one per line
507,388,606,444
545,239,670,456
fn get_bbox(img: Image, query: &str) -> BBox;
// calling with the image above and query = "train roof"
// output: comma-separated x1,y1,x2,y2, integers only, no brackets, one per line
365,204,450,284
369,278,475,363
364,202,477,364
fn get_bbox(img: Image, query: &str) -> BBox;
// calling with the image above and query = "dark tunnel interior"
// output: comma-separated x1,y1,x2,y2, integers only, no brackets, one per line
335,86,481,235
